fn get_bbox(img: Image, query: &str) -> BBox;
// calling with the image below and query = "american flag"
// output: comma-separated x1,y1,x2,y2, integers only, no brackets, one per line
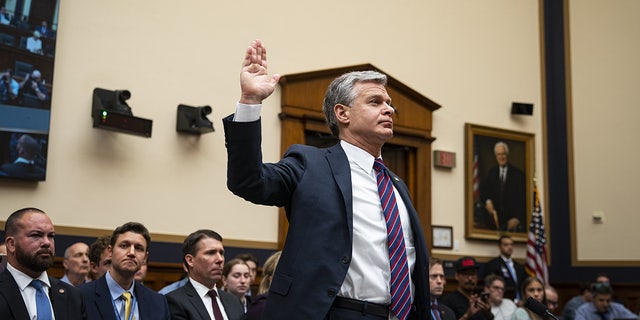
472,142,479,201
525,184,549,284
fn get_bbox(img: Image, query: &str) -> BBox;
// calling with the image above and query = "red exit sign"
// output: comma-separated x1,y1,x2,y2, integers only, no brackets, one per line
434,150,456,168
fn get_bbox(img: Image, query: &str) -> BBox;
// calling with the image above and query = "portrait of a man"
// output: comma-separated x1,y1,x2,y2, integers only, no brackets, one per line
465,124,533,240
480,141,526,232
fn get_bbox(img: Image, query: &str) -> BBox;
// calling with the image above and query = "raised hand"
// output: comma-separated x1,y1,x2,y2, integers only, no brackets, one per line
239,39,281,105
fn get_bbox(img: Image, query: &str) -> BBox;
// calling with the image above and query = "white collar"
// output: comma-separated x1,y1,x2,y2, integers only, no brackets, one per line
6,263,50,291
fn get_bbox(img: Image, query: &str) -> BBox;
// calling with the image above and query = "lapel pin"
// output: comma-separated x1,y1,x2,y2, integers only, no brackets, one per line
59,288,65,294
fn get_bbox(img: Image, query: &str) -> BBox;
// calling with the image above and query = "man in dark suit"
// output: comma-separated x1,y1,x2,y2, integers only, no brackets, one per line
480,235,527,302
166,229,244,320
430,258,457,320
481,141,526,232
80,222,170,319
223,39,430,319
0,207,87,319
0,134,45,180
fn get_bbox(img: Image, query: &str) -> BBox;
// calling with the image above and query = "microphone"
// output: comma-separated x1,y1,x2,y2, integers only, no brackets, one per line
524,297,559,320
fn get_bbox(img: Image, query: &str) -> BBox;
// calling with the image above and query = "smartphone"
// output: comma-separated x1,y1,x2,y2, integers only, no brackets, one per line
480,292,490,301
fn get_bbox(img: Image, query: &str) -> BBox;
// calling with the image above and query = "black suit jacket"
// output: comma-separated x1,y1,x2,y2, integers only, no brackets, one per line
433,301,457,320
480,164,526,231
0,269,87,319
79,275,170,319
223,116,430,319
166,280,245,320
481,257,527,300
0,162,45,180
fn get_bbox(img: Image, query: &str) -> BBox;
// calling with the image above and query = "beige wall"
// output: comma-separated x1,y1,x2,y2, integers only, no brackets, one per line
569,0,640,262
3,0,544,258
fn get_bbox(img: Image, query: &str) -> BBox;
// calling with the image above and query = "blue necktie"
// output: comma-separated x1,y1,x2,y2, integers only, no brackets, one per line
505,259,520,301
374,159,411,320
30,280,53,320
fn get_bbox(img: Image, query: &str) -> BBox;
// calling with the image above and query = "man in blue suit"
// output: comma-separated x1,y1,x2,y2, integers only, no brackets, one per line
80,222,170,319
223,39,430,320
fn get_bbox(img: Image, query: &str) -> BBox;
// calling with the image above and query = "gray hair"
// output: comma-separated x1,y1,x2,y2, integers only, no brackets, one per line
494,141,509,155
322,70,387,137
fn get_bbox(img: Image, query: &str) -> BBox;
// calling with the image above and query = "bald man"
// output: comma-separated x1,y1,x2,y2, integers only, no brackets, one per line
60,242,90,287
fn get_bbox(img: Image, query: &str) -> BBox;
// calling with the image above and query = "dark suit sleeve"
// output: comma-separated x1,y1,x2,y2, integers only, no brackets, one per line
166,293,190,320
223,115,305,208
220,291,245,320
50,277,88,320
442,304,458,320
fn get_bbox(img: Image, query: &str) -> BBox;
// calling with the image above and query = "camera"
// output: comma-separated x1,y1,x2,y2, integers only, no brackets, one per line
480,292,490,301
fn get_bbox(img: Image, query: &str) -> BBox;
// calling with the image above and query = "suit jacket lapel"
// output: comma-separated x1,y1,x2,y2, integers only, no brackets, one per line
326,144,353,239
0,270,30,319
95,276,118,320
49,277,69,319
184,281,211,320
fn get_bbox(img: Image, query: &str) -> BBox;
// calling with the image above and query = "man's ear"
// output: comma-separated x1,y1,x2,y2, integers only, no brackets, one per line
5,236,15,254
185,254,194,269
334,104,350,124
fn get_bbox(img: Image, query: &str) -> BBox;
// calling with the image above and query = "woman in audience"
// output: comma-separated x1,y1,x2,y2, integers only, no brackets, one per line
222,258,252,313
511,277,546,320
247,251,281,320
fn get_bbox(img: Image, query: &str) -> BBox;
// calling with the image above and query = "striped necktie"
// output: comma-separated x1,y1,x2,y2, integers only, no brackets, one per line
374,159,411,320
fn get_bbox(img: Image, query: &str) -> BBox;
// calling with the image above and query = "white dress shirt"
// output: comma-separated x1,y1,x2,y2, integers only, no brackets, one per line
6,263,55,320
189,278,229,320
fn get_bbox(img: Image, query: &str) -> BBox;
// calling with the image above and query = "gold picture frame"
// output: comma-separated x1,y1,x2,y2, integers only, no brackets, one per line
464,123,534,242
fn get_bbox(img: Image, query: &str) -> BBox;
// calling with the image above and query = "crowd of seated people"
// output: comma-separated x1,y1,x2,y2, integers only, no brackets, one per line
0,205,308,319
437,255,640,320
1,11,55,109
0,66,51,109
3,205,640,320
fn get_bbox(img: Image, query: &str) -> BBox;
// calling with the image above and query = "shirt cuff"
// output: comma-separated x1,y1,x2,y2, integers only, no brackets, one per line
233,102,262,122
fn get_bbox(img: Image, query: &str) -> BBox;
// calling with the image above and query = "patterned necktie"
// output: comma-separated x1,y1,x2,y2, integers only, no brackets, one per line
208,290,224,320
374,159,411,320
432,302,442,320
122,292,132,320
30,280,53,320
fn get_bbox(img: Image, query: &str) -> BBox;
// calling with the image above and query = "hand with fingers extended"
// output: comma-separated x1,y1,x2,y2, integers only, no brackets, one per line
239,39,281,105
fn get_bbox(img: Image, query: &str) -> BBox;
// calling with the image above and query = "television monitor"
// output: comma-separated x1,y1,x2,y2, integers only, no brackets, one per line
0,0,59,181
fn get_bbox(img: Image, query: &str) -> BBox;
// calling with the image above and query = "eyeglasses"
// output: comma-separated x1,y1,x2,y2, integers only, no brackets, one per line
490,286,505,292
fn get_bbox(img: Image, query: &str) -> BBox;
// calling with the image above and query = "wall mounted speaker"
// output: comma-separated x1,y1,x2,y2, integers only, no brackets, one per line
511,102,534,115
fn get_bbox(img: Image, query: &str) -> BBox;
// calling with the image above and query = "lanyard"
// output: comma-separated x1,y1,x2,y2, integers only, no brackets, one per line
112,293,137,320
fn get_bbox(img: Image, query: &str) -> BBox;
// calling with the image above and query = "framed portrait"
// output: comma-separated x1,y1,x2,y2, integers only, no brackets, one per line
432,225,453,249
464,123,534,241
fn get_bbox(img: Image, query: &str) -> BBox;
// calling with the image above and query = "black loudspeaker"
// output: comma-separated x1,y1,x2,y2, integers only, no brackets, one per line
176,104,214,134
511,102,533,115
